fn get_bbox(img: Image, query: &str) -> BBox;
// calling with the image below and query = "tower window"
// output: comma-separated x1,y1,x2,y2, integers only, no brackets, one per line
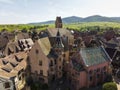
50,60,53,66
54,59,57,64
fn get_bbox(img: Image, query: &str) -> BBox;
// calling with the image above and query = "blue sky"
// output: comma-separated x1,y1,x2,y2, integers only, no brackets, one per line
0,0,120,24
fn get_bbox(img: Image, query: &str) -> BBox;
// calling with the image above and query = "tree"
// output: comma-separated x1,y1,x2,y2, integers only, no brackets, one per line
26,76,33,86
42,83,49,90
104,74,113,82
21,28,27,33
103,82,117,90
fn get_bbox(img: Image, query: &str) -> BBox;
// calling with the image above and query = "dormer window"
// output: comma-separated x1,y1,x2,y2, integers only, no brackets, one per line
15,55,23,62
4,82,10,89
27,44,30,48
20,41,24,45
2,67,11,72
23,45,26,49
10,62,18,67
25,40,28,44
50,60,53,66
2,60,8,65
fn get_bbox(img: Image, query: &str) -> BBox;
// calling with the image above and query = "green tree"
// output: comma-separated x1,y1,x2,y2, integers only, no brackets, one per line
103,82,117,90
42,83,49,90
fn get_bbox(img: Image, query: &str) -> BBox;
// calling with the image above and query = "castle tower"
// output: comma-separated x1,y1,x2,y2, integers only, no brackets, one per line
55,17,63,28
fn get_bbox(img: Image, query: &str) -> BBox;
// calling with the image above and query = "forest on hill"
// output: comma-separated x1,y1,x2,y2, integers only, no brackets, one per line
0,22,120,34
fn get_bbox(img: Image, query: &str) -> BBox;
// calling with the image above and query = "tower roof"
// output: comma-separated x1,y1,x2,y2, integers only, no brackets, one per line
54,29,64,48
56,29,60,37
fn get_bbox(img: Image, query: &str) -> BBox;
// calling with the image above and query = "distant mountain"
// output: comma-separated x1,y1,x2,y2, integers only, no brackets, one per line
29,15,120,24
29,20,54,25
81,15,111,22
81,15,120,22
62,16,83,23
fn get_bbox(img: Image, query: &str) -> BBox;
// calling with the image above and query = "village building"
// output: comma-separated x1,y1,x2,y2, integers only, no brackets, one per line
0,52,28,90
15,32,30,40
67,46,111,90
0,31,15,41
4,38,34,56
28,33,64,84
111,49,120,76
101,36,120,59
104,30,115,41
0,35,9,58
0,16,117,90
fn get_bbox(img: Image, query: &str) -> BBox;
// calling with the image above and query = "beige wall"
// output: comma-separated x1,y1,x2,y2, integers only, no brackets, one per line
28,41,49,83
64,51,69,62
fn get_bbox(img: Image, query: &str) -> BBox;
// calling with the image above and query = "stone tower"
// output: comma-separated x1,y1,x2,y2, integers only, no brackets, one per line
55,16,63,28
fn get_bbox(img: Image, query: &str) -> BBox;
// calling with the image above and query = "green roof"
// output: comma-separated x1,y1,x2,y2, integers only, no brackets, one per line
80,46,109,67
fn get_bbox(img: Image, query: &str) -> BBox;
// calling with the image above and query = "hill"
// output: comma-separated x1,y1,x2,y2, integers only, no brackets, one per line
29,15,120,24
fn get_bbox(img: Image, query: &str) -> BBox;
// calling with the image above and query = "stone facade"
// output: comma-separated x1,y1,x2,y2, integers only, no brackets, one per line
0,52,28,90
68,46,111,90
28,36,64,84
